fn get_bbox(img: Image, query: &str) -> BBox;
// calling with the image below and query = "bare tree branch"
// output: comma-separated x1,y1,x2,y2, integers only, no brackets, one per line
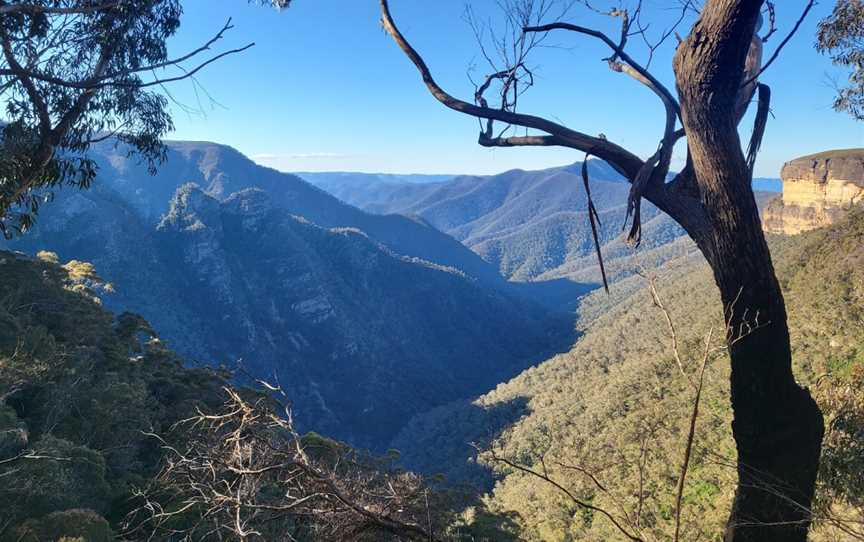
741,0,816,88
522,21,680,118
0,19,254,90
124,386,440,541
380,0,643,178
485,447,646,542
674,327,714,542
380,0,713,249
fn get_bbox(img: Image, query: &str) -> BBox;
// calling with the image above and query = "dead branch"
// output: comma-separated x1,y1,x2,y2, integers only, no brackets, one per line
673,327,714,542
380,0,713,254
485,446,646,541
123,386,438,541
582,154,609,292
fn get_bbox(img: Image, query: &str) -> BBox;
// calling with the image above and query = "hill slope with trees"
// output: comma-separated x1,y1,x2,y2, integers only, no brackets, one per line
0,252,503,542
304,163,779,288
393,207,864,541
0,251,229,539
302,161,687,284
88,140,506,287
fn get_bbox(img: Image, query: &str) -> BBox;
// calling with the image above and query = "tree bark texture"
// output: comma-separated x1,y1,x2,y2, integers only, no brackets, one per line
674,2,823,540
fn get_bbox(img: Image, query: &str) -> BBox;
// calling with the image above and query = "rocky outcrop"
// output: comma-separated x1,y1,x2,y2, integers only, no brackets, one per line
763,149,864,234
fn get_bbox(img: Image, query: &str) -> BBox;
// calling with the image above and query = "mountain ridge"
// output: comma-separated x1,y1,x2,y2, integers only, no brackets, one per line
5,141,575,449
90,139,507,288
301,160,682,284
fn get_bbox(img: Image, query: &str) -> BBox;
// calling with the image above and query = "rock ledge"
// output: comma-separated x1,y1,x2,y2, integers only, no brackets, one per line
762,149,864,235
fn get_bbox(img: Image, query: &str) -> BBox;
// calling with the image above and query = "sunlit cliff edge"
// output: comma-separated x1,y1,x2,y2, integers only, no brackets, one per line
763,149,864,234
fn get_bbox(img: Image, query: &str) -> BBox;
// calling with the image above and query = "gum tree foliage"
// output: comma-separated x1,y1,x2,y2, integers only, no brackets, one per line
0,0,290,236
818,0,864,120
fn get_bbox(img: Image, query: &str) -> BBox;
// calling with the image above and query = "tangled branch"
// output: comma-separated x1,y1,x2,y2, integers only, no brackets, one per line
123,386,438,541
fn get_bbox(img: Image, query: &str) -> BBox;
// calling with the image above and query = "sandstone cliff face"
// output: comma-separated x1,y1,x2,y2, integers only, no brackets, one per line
763,149,864,235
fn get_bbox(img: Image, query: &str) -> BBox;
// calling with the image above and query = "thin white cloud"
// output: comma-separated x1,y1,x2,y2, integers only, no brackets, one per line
252,152,356,160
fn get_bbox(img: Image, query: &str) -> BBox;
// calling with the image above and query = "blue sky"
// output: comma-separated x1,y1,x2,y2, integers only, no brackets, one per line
163,0,863,177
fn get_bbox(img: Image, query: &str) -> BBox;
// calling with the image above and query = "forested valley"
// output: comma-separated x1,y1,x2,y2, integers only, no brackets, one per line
1,0,863,541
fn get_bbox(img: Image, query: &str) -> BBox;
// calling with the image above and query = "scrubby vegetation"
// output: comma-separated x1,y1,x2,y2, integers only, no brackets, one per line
0,251,230,538
395,208,864,541
0,251,506,541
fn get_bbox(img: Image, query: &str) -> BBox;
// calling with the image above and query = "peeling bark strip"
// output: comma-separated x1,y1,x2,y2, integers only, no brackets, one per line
581,155,608,293
381,0,823,539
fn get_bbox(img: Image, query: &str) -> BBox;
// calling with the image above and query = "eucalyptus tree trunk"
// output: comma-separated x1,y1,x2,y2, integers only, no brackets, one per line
674,2,823,540
381,0,825,538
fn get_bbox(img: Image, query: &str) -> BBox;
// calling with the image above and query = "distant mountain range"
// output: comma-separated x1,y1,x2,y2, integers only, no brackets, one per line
7,142,781,448
299,162,680,284
753,177,783,192
299,166,782,285
5,141,573,449
93,141,504,287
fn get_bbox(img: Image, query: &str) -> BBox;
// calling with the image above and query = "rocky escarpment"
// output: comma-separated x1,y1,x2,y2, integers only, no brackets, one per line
763,149,864,234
